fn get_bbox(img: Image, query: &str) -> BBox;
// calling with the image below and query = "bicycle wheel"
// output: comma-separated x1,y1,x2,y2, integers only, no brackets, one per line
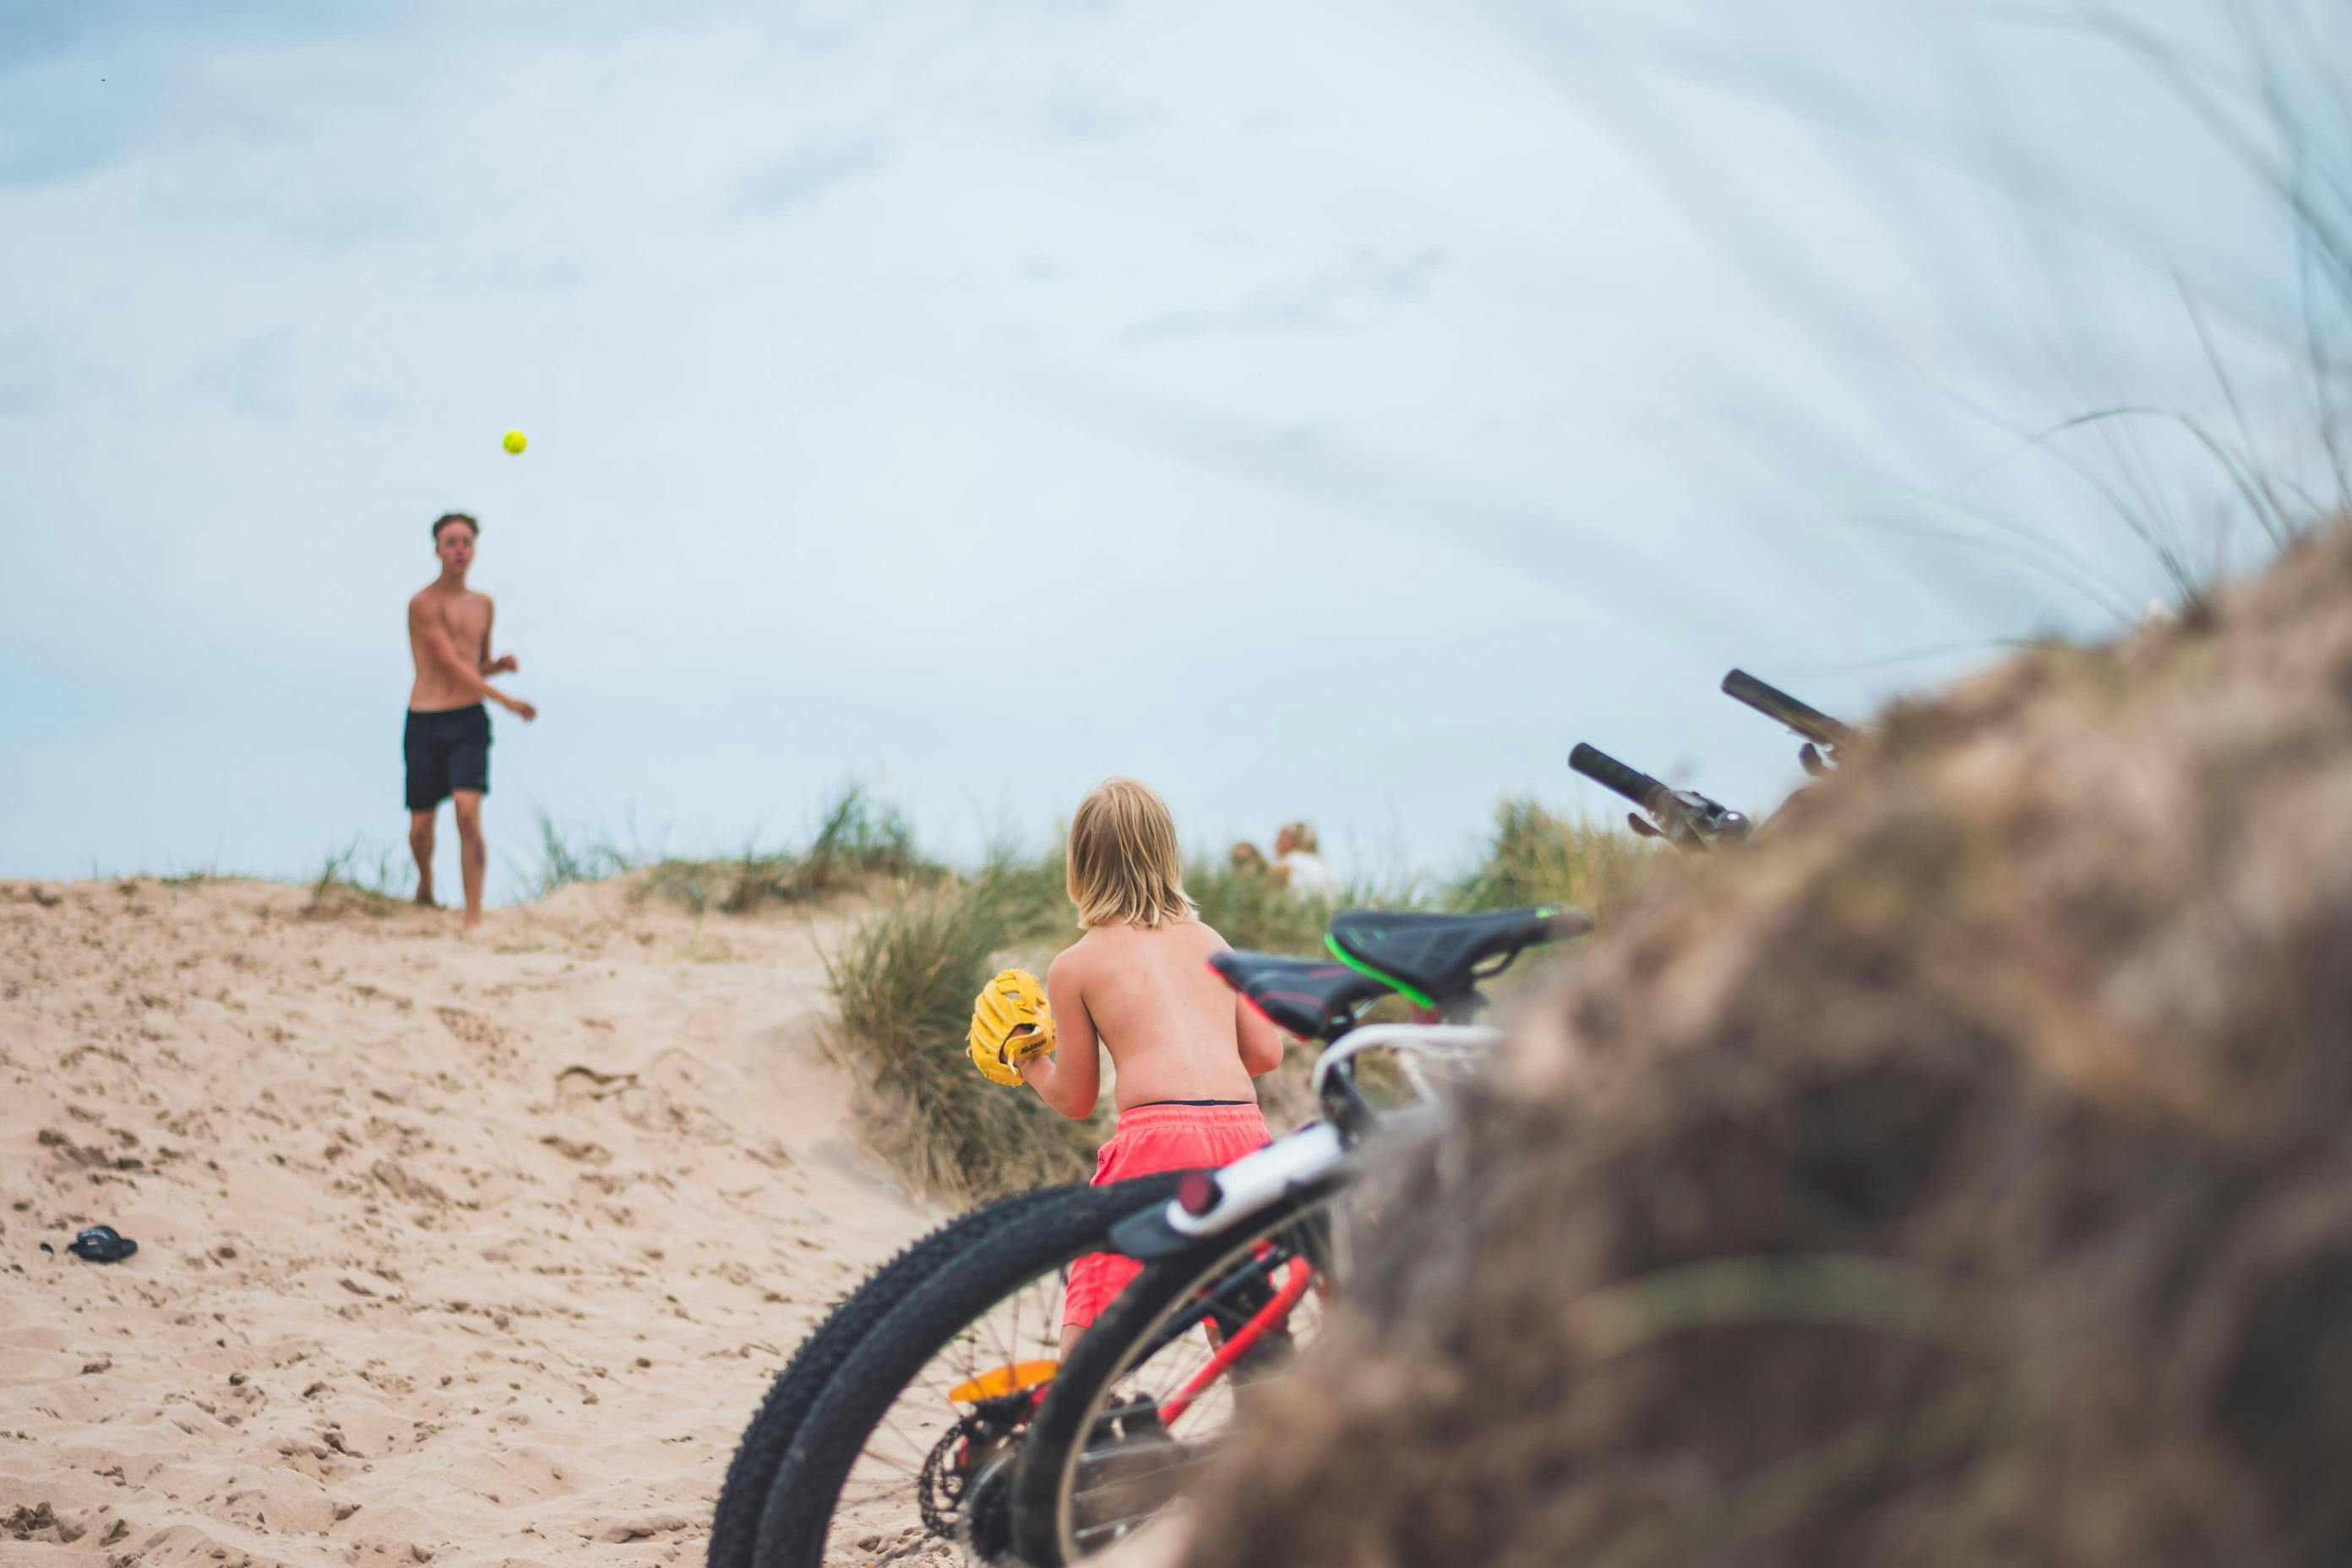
1010,1184,1346,1565
710,1186,1074,1568
754,1173,1186,1568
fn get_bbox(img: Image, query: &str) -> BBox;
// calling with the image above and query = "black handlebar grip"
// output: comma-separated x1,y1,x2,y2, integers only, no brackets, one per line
1721,669,1857,748
1569,743,1664,808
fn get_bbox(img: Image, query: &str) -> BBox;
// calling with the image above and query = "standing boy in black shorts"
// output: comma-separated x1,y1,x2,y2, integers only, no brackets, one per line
405,512,536,931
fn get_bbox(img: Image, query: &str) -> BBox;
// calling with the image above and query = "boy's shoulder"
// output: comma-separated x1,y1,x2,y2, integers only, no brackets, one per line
1055,919,1225,972
1048,930,1102,984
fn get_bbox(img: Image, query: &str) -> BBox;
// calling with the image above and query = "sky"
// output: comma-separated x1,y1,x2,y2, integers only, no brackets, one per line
3,0,2345,901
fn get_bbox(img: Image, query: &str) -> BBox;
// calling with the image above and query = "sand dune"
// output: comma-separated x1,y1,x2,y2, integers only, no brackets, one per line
0,877,935,1568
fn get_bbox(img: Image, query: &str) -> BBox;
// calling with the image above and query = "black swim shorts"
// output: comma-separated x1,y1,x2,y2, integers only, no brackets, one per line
403,704,492,812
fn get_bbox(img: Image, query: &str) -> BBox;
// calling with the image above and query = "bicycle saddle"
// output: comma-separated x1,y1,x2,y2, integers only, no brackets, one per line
1326,905,1591,1007
1206,950,1391,1041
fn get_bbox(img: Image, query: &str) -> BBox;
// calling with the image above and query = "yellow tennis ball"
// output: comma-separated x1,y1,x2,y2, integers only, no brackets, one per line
502,428,527,455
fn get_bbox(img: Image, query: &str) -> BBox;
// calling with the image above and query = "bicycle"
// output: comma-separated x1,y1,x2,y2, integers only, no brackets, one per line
752,906,1584,1568
1000,906,1585,1565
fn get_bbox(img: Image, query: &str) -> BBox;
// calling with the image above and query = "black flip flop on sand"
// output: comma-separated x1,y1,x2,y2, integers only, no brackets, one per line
63,1225,139,1263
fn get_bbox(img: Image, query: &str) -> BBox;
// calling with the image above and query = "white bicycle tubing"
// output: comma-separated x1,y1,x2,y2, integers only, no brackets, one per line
1162,1022,1505,1239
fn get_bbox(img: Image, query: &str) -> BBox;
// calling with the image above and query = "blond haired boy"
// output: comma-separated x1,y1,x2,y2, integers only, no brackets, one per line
1015,778,1285,1348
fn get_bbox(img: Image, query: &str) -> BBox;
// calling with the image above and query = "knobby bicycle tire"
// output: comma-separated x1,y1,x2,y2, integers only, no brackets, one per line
708,1185,1076,1568
754,1173,1187,1568
1010,1183,1343,1566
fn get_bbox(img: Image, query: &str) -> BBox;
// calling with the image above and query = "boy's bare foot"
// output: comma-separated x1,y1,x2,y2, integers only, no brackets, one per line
414,886,438,908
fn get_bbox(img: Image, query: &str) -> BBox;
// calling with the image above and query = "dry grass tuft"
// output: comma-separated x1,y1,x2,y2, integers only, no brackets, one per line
302,841,408,920
629,786,941,914
1451,797,1662,923
820,863,1104,1202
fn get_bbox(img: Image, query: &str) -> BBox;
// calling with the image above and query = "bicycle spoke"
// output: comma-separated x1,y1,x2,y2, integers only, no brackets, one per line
821,1275,1073,1564
839,1477,917,1507
863,1418,934,1473
1070,1452,1212,1504
1024,1199,1339,1563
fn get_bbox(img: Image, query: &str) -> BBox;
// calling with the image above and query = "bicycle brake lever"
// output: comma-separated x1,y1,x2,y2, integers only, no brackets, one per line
1633,798,1712,853
1662,790,1751,848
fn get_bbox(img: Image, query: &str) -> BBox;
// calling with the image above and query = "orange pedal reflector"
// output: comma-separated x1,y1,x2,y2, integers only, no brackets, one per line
947,1358,1059,1404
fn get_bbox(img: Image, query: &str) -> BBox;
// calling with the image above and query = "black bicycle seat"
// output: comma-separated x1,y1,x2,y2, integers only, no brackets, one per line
1326,906,1591,1006
1206,950,1391,1040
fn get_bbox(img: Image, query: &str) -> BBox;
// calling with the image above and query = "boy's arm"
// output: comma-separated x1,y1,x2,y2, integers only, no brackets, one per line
1236,992,1285,1077
478,597,518,675
410,596,534,719
1200,923,1285,1076
1025,952,1102,1119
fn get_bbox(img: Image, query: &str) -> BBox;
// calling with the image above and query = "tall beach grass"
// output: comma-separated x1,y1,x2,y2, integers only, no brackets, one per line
821,863,1108,1200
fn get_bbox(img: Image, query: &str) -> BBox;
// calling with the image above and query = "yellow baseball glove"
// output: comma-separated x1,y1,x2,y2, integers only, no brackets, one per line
968,967,1057,1086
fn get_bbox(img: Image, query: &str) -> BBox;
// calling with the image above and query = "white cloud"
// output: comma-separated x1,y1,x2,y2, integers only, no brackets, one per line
191,325,302,426
738,128,896,215
0,328,60,417
1123,245,1446,344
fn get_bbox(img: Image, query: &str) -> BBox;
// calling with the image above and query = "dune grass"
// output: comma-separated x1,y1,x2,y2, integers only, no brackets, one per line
821,863,1106,1200
525,812,635,898
1451,796,1664,925
303,839,411,919
636,786,940,913
520,784,942,912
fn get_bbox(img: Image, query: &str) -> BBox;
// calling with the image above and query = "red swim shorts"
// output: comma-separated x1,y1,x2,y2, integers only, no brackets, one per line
1063,1101,1271,1330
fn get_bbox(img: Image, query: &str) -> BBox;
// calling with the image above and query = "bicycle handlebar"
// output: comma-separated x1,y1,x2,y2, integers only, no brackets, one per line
1571,742,1753,852
1568,743,1664,808
1721,669,1857,750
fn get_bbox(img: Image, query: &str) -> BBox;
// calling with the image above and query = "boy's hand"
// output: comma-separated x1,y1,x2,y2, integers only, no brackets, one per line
967,967,1056,1086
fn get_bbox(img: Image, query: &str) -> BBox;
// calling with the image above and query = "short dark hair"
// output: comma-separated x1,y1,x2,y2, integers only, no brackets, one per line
432,512,479,542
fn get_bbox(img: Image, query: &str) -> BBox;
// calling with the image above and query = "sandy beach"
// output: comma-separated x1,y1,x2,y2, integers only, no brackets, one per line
0,877,934,1568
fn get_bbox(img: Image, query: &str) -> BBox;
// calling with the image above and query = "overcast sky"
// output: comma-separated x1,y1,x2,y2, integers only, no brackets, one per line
3,0,2343,901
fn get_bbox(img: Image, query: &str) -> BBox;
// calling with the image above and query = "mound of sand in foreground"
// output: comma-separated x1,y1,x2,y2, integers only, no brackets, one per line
0,879,933,1568
1178,524,2352,1568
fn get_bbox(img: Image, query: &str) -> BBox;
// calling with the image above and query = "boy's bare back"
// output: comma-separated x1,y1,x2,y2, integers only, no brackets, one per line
1014,776,1284,1120
1044,921,1282,1114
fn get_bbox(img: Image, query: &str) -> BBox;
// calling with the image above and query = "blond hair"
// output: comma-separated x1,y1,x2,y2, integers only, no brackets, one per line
1067,778,1195,929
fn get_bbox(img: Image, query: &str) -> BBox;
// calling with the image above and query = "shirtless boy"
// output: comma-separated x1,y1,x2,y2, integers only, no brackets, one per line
406,512,536,930
1010,778,1286,1357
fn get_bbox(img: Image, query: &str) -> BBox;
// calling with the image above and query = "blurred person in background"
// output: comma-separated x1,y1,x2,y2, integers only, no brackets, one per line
1272,821,1335,901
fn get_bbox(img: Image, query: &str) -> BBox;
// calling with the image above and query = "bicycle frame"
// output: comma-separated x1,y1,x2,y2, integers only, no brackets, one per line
1116,1021,1505,1255
1312,1022,1502,1104
1157,1255,1315,1424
